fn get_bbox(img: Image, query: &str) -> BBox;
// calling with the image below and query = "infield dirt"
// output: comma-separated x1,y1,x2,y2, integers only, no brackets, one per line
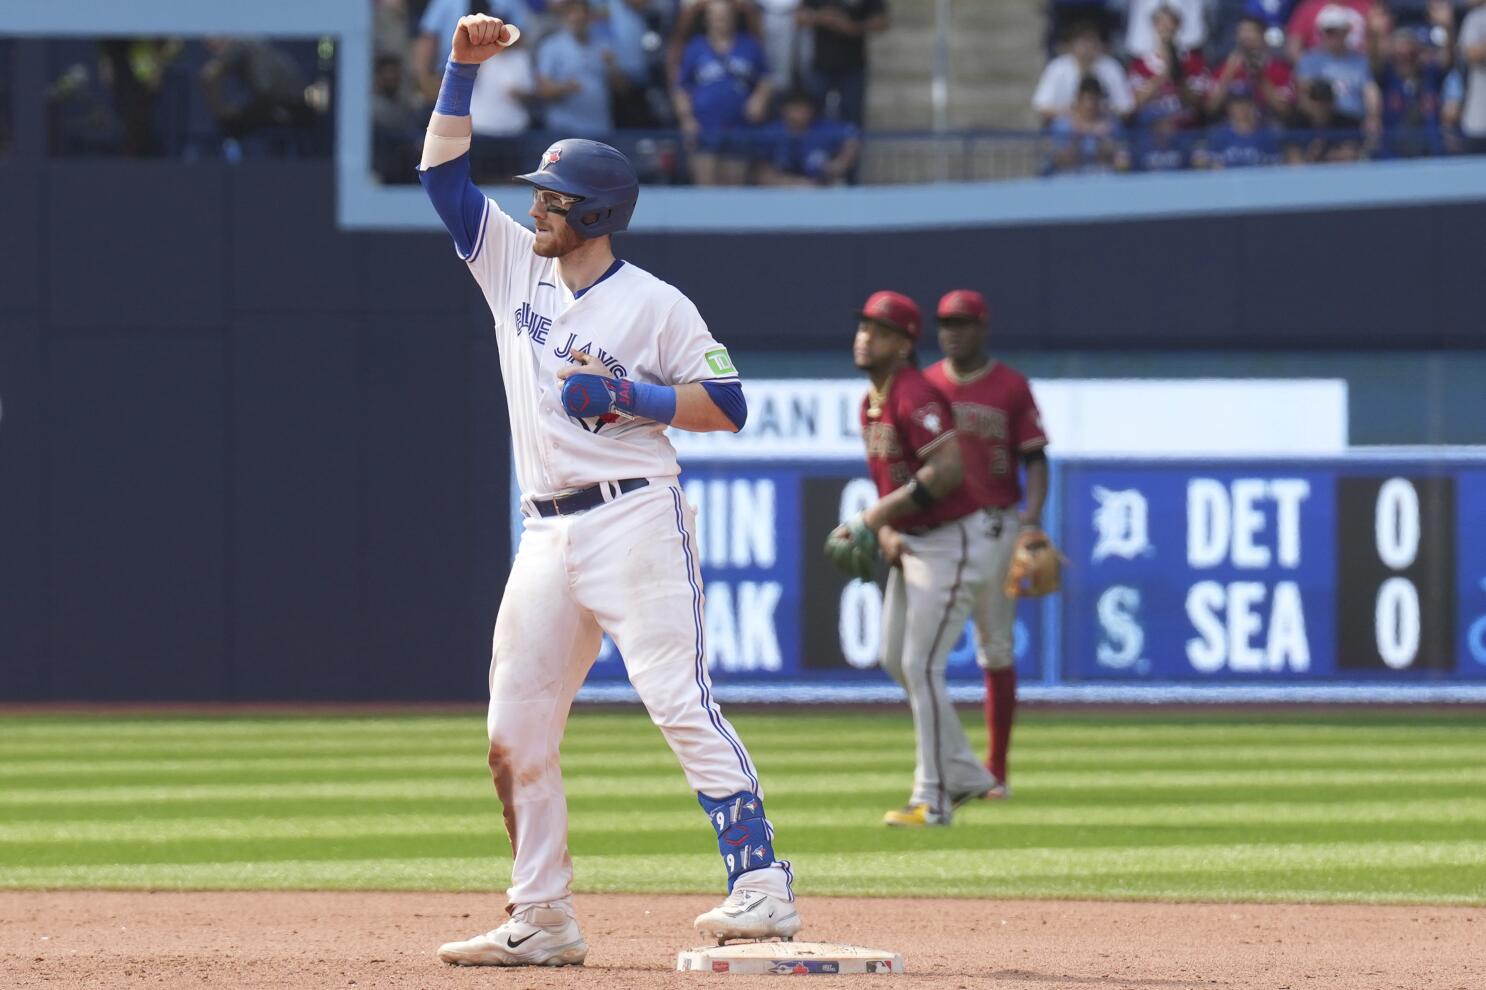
2,891,1480,989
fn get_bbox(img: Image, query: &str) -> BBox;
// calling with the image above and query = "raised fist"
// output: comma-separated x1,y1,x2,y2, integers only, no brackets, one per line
452,14,519,64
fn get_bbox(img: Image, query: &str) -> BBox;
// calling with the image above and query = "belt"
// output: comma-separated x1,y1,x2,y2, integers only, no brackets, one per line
532,478,648,518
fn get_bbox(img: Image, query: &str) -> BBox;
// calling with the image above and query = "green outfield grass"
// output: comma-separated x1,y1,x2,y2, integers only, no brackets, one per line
2,708,1484,904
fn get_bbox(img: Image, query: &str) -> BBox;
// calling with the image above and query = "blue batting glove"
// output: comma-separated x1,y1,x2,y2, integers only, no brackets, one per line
561,374,677,425
561,374,617,418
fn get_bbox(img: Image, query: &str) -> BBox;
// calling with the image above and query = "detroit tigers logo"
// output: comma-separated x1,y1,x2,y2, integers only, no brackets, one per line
513,302,553,344
1091,486,1152,562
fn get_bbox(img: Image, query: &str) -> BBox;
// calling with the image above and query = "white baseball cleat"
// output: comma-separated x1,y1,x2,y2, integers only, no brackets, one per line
694,889,802,945
437,904,588,967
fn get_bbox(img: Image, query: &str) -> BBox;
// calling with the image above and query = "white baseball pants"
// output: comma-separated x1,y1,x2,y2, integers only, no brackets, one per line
485,481,791,910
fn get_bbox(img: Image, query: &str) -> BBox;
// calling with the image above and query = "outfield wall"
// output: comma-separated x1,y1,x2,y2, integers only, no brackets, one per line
3,160,1485,702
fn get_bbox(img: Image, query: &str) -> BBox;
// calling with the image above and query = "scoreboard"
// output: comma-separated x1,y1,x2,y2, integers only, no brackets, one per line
541,453,1486,695
1063,460,1485,684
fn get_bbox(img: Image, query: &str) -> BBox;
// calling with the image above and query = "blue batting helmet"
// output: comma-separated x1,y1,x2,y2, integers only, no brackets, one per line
515,139,639,238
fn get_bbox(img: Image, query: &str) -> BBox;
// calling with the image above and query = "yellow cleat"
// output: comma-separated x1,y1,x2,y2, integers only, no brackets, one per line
882,803,949,827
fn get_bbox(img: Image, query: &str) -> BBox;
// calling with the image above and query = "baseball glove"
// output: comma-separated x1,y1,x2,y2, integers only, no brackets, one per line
824,515,879,582
1003,527,1062,598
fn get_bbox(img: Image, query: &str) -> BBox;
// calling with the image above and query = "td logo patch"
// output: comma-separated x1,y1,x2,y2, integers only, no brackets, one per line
705,347,737,376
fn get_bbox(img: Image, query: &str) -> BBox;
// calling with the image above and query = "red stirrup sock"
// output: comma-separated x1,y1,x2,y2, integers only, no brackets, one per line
984,666,1017,783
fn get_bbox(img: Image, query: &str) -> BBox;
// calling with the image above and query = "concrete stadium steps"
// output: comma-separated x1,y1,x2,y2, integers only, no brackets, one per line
865,0,1044,130
858,0,1045,182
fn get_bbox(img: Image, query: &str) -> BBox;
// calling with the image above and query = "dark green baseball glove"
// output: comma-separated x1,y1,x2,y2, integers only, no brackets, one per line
824,515,879,582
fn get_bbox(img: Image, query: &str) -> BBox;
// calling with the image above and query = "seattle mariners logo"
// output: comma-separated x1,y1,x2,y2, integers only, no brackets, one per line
1096,586,1148,673
1092,486,1152,562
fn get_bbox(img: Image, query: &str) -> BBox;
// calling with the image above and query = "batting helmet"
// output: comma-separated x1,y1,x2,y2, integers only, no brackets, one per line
515,139,639,238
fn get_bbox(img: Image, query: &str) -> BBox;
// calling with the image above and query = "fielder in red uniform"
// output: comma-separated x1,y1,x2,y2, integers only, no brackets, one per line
844,289,1004,826
922,289,1049,797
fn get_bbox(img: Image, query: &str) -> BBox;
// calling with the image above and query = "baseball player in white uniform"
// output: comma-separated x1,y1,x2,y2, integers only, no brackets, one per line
418,13,800,969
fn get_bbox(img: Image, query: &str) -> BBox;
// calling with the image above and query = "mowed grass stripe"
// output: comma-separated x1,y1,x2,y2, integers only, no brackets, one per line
5,795,1484,845
3,712,1479,745
8,741,1486,778
7,764,1486,805
3,780,1479,827
10,822,1486,869
2,710,1482,904
3,842,1483,901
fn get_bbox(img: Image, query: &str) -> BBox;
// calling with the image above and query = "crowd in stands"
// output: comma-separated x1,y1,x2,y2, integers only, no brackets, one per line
1035,0,1486,174
371,0,883,185
44,37,334,160
24,0,1486,183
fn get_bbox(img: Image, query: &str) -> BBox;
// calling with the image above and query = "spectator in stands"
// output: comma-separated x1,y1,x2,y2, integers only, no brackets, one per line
200,38,317,147
1241,0,1298,39
1294,4,1381,136
373,53,422,180
1124,0,1209,59
1440,64,1468,152
753,87,861,184
1284,76,1365,159
1130,115,1196,169
1461,0,1486,154
1207,13,1297,120
536,0,626,136
1046,1,1114,54
1129,3,1211,129
471,29,536,135
99,39,181,157
674,0,773,184
590,0,658,126
413,0,489,105
375,0,414,68
373,53,420,136
797,0,890,126
758,0,807,89
1198,85,1284,165
1046,74,1130,172
1034,22,1136,125
670,1,765,81
1376,26,1449,156
1285,0,1372,58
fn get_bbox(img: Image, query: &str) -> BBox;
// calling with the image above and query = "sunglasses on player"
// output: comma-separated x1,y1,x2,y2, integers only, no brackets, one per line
531,188,585,216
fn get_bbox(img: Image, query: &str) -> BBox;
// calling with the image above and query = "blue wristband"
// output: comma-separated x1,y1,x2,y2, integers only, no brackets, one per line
612,379,677,426
434,60,479,117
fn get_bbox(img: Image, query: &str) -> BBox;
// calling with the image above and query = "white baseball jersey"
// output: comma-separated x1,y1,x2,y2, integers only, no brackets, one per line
463,199,740,498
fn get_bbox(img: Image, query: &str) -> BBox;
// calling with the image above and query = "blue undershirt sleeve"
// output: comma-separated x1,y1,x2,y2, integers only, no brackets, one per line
701,380,747,432
418,153,489,261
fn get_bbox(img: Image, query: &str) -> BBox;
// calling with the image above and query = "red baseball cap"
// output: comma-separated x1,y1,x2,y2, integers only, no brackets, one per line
937,289,989,324
857,290,922,342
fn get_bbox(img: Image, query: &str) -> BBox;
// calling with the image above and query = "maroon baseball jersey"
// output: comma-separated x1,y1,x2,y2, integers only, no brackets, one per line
859,366,980,531
1129,49,1212,127
923,359,1048,510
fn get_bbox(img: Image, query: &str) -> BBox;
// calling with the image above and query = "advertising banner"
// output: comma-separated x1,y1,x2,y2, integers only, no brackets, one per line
581,461,1044,685
1061,460,1485,684
503,378,1486,698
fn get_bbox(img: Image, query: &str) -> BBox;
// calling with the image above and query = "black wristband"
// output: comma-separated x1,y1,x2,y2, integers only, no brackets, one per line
907,478,937,509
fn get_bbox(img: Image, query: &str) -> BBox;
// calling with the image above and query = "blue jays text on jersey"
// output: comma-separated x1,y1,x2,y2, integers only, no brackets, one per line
513,300,630,378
